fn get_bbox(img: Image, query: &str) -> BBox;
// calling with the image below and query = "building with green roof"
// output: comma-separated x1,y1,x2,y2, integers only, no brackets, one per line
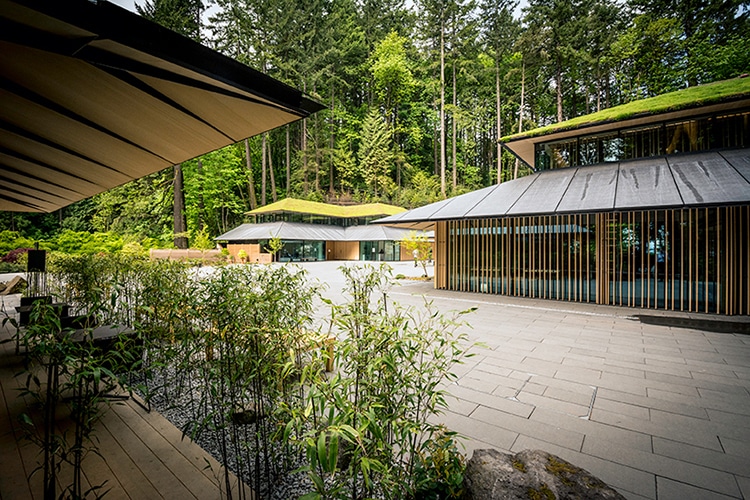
217,198,428,262
376,77,750,315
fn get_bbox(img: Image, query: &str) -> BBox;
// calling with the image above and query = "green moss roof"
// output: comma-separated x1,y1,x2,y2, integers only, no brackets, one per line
247,198,406,218
501,77,750,142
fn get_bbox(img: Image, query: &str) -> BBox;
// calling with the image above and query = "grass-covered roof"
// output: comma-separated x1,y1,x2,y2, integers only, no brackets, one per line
501,77,750,142
247,198,406,218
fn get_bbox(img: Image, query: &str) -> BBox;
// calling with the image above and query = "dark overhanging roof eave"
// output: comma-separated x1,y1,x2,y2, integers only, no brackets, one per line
0,0,324,213
13,0,323,117
377,148,750,223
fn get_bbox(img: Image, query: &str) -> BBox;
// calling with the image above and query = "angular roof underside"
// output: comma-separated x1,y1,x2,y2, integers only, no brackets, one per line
374,148,750,226
216,221,427,242
247,198,405,218
0,0,324,213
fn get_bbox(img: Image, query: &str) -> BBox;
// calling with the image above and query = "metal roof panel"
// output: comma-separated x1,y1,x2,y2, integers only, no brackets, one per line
615,157,682,210
508,168,577,215
557,164,618,213
429,184,499,219
467,174,537,217
720,149,750,184
669,151,750,205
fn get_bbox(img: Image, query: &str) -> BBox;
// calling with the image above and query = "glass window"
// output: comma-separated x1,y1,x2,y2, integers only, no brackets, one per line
536,139,578,170
359,241,401,261
532,110,750,170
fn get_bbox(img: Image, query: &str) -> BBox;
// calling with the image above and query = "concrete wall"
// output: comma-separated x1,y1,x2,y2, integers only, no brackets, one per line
149,249,224,262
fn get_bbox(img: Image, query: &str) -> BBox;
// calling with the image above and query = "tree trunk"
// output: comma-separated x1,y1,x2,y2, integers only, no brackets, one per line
555,59,563,123
286,125,291,196
197,158,205,230
302,118,308,194
329,85,335,196
244,138,258,210
173,164,188,249
314,90,320,192
268,137,277,202
515,62,525,180
596,64,602,112
261,133,267,206
439,19,446,198
496,58,502,184
452,59,457,190
433,111,439,176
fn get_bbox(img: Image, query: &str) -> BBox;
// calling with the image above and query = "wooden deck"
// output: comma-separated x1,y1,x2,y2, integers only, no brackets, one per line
0,297,251,499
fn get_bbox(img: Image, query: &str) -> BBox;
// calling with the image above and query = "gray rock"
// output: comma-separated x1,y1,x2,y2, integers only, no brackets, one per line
464,449,626,500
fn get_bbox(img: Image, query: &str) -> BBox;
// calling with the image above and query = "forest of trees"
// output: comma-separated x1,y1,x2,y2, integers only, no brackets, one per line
2,0,748,247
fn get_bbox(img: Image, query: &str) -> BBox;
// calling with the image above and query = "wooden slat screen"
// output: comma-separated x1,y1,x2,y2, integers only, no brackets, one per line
439,206,749,315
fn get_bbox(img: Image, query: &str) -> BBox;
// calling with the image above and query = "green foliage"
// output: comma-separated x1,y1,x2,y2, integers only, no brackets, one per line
0,230,34,256
191,227,215,250
265,236,284,256
371,31,417,115
284,264,475,499
12,257,144,499
133,261,321,495
5,0,745,244
12,252,480,497
136,0,203,41
413,427,467,499
52,230,125,255
402,231,433,276
609,14,684,99
359,110,395,198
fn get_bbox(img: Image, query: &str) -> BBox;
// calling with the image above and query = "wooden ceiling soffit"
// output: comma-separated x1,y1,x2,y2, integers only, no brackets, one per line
0,0,324,213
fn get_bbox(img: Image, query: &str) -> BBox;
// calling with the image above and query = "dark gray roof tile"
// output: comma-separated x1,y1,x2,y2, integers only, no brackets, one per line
557,164,618,213
615,157,682,209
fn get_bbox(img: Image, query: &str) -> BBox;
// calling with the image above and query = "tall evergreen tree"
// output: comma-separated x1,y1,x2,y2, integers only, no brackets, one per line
480,0,519,182
136,0,203,41
359,109,394,198
628,0,750,86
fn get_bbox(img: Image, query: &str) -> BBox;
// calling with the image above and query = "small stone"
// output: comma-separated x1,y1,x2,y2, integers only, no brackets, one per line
464,449,625,500
230,402,266,425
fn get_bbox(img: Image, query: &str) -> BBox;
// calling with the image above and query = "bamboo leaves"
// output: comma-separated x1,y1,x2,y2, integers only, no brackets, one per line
288,264,474,499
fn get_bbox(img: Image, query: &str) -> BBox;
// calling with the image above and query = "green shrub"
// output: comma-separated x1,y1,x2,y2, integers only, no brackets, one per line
285,264,475,499
0,261,25,273
51,230,124,254
190,227,215,250
0,230,34,256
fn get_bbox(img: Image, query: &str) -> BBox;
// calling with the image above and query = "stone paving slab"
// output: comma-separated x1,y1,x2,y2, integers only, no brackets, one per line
656,477,738,500
343,262,750,500
511,434,657,500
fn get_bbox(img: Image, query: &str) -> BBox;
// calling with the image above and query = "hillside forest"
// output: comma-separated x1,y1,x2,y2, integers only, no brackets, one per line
1,0,748,250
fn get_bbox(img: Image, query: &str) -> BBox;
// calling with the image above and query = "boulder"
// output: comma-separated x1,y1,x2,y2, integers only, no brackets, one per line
0,276,26,295
464,449,625,500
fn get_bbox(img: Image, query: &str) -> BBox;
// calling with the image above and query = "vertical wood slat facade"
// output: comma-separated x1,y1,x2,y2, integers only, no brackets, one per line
436,205,750,315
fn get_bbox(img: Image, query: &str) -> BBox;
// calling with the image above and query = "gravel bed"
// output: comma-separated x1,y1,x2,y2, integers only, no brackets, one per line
130,366,315,499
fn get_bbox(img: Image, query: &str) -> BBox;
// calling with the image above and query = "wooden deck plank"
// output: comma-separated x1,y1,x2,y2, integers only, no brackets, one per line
112,399,247,499
78,425,141,500
0,319,252,500
0,338,41,500
124,398,250,496
73,416,133,500
98,405,198,499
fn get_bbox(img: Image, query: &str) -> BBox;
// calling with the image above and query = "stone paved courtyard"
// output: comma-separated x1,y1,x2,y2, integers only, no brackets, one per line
308,260,750,500
2,261,748,499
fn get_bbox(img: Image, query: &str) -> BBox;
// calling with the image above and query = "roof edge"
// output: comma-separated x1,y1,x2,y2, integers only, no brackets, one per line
501,77,750,143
